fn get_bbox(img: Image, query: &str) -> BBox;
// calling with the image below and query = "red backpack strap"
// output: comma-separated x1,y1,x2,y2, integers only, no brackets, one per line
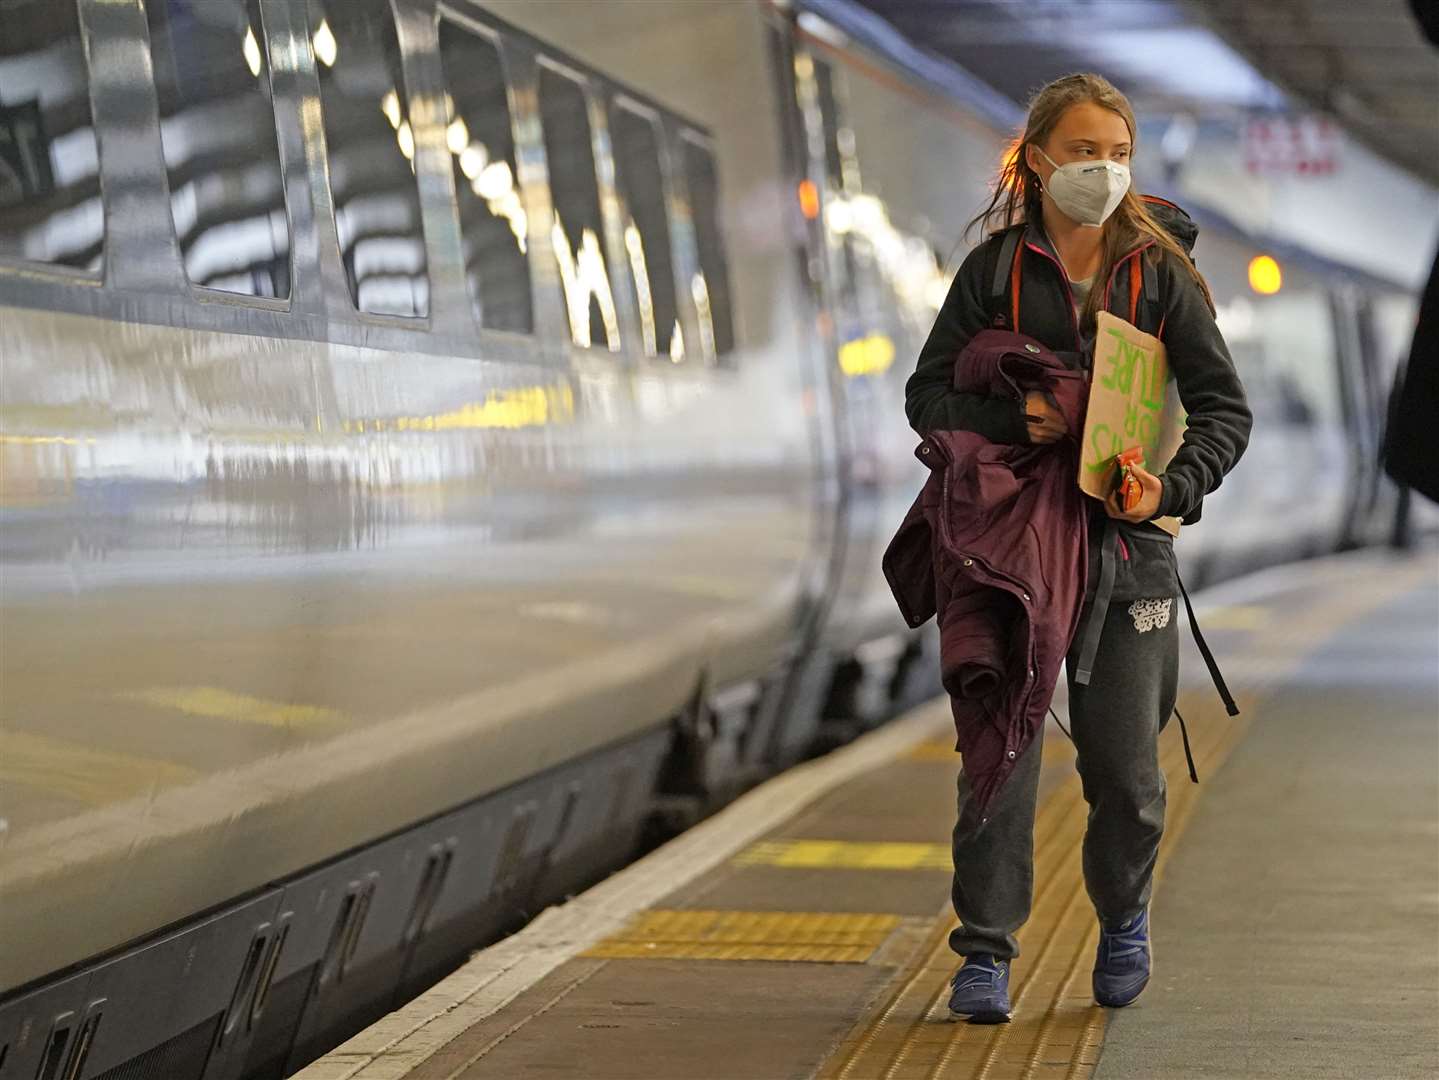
1009,237,1023,331
1128,253,1142,325
1127,249,1164,335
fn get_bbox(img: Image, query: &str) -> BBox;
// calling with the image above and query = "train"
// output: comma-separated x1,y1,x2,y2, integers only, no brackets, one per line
0,1,1424,1077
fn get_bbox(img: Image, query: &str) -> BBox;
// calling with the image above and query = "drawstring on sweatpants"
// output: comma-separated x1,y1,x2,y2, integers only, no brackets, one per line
1168,568,1241,786
1049,703,1196,782
1048,705,1072,741
1047,704,1191,782
1176,570,1240,717
1173,707,1199,783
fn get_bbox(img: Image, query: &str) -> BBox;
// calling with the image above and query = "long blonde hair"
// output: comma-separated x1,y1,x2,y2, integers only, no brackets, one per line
968,73,1214,327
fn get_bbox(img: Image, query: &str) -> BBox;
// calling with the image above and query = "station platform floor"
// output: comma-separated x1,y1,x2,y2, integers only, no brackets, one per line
296,549,1438,1080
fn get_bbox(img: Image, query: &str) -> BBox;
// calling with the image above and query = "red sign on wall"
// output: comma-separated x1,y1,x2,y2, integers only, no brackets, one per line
1244,115,1339,176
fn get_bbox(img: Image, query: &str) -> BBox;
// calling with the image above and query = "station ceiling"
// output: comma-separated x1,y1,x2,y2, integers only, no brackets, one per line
852,0,1439,186
1182,0,1438,186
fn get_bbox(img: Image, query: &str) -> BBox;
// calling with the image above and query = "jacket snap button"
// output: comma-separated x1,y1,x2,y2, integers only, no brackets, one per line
921,446,929,454
1022,592,1031,601
1024,343,1040,353
962,558,973,567
1007,750,1016,759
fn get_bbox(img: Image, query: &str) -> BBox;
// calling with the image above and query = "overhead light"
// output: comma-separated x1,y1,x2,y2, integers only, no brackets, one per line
242,25,262,78
1248,255,1282,295
380,89,401,130
459,143,488,180
312,19,337,68
396,120,414,161
797,12,849,49
446,118,469,155
474,160,513,201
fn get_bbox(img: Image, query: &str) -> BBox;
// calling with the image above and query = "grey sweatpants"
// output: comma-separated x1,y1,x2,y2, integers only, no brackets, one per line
948,595,1180,959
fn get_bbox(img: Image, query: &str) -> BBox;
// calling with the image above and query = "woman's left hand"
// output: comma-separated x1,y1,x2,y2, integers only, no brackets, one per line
1104,460,1165,522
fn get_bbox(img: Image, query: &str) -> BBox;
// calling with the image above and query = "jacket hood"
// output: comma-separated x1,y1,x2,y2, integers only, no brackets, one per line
1140,195,1199,256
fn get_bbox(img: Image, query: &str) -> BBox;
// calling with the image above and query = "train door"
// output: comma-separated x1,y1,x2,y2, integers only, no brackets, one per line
788,41,882,654
771,20,931,736
754,18,854,758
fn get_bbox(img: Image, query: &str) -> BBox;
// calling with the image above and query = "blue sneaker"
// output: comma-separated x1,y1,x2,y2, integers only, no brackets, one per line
947,954,1012,1023
1093,908,1151,1007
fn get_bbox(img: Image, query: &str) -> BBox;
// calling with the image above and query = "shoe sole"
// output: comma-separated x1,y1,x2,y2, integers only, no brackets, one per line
948,1008,1012,1024
1093,975,1149,1008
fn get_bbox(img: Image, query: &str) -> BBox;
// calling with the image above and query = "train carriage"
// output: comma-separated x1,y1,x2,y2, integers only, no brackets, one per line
0,1,1420,1077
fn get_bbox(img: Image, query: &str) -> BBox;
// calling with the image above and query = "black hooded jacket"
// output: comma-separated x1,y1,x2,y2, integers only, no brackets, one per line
905,208,1252,601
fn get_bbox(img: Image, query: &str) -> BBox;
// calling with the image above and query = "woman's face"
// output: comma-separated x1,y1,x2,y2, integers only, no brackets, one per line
1026,101,1133,180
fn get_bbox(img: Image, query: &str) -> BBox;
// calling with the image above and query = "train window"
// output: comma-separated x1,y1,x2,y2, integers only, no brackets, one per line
145,0,289,298
437,21,531,334
538,64,617,351
310,0,429,318
0,0,103,271
610,103,678,360
680,136,735,361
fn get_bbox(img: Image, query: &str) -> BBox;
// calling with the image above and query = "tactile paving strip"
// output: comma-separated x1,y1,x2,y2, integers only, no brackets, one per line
734,840,952,871
582,909,903,964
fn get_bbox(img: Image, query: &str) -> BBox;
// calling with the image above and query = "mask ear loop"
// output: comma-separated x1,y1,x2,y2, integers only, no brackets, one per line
1032,145,1056,201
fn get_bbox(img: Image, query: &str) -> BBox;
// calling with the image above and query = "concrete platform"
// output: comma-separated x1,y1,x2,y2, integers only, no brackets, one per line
297,550,1438,1080
1096,567,1439,1080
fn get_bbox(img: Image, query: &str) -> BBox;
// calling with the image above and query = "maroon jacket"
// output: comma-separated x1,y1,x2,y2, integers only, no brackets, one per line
883,329,1089,817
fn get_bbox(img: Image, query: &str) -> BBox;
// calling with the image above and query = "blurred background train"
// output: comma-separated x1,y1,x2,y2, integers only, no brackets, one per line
0,0,1432,1077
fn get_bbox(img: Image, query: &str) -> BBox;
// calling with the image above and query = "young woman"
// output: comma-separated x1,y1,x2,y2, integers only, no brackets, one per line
905,74,1252,1022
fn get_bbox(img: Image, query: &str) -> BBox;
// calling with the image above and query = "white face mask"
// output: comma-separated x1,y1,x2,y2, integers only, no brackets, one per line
1035,146,1131,228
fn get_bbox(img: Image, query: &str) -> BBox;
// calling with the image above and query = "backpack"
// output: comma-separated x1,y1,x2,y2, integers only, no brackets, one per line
988,195,1199,339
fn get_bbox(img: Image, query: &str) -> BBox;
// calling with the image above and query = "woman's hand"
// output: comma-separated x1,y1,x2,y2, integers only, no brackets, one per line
1023,390,1069,444
1104,460,1165,522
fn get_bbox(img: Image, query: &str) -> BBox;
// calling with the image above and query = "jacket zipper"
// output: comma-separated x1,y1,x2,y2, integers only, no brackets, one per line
1025,236,1157,350
1024,241,1081,349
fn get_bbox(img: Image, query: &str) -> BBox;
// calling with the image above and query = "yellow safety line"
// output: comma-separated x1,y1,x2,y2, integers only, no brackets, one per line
583,909,902,964
734,840,953,871
907,739,959,762
120,686,346,729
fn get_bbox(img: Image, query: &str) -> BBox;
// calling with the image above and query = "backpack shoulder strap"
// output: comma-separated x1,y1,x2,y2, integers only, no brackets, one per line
990,226,1024,331
1124,247,1165,337
1142,248,1160,324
